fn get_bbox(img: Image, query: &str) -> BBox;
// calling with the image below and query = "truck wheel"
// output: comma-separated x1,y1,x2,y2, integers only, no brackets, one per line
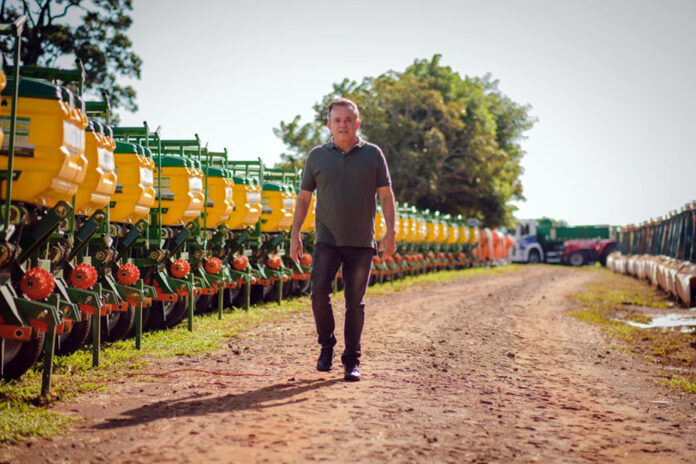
568,252,585,267
528,250,541,264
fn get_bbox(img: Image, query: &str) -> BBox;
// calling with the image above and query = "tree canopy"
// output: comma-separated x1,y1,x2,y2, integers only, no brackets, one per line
0,0,142,114
274,55,535,227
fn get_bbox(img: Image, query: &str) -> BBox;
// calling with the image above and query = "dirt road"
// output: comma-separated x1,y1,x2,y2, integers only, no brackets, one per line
3,266,695,463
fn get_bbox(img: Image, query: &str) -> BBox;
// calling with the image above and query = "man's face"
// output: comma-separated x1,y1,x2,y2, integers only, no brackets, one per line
328,105,360,146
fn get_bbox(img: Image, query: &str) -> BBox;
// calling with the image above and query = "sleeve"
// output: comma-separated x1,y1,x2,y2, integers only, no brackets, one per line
376,146,392,188
300,151,317,192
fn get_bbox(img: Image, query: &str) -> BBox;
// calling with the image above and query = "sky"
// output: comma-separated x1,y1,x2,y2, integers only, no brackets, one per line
119,0,696,227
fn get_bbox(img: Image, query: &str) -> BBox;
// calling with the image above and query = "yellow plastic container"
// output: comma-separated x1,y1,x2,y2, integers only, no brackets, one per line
300,195,316,233
446,224,459,244
260,183,293,233
436,221,448,243
458,225,469,244
468,227,479,244
203,168,234,228
154,156,205,226
375,210,387,241
0,69,5,148
74,123,117,215
0,78,88,206
394,215,403,241
415,217,428,242
226,177,261,230
110,142,156,224
425,219,440,243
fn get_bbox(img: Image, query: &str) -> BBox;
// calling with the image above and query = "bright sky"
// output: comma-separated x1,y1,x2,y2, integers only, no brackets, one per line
120,0,696,227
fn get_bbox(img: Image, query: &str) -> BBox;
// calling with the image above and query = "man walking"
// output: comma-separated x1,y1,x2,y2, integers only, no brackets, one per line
290,98,396,382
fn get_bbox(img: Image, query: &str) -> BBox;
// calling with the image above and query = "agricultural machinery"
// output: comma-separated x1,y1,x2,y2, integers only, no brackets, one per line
606,202,696,307
0,15,515,394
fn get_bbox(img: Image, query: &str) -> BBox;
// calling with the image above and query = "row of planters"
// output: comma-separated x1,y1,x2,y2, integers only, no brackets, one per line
606,201,696,307
0,16,515,394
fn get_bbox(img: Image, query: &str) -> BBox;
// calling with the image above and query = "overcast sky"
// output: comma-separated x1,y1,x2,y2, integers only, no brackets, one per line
120,0,696,226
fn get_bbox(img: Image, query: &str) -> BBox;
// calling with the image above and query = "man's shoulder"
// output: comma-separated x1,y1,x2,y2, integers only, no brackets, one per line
357,141,384,157
309,142,332,156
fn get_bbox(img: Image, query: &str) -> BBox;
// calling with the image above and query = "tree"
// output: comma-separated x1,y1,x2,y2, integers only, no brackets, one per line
0,0,142,114
274,55,535,227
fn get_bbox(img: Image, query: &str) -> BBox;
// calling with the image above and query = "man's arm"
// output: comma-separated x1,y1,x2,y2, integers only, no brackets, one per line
289,189,313,263
377,185,396,259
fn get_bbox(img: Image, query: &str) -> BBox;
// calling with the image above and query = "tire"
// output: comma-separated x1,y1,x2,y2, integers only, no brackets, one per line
250,284,274,305
224,287,242,308
56,317,91,355
101,305,136,342
1,333,45,380
528,249,541,264
568,251,585,267
194,295,215,314
599,243,617,267
147,297,189,330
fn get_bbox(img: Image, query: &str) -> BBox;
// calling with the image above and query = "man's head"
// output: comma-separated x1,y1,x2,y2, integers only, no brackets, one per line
327,98,361,149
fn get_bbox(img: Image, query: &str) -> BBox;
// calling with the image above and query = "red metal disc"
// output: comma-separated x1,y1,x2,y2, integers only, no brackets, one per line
70,263,98,289
232,255,249,271
266,255,282,270
170,259,190,278
204,257,222,274
116,263,140,286
20,268,55,300
300,253,313,266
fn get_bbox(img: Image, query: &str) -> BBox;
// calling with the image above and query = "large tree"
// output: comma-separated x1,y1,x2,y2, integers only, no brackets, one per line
274,55,535,227
0,0,142,114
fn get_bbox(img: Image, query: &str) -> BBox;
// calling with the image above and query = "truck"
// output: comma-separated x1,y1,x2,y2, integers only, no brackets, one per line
510,219,614,265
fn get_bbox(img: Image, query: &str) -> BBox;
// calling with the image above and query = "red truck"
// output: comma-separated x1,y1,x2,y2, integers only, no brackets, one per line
562,238,617,267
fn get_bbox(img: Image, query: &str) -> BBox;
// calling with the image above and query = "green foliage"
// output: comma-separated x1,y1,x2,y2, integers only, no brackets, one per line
0,0,142,115
658,376,696,393
275,54,536,227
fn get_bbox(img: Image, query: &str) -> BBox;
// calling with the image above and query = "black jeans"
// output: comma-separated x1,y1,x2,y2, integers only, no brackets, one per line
310,243,374,368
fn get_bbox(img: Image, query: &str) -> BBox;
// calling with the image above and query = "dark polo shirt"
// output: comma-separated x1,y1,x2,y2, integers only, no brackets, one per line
301,138,391,250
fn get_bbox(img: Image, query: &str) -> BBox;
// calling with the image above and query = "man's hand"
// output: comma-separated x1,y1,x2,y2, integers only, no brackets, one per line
290,234,303,264
379,230,396,260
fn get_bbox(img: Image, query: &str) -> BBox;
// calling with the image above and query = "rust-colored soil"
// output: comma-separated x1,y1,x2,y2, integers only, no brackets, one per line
3,266,695,463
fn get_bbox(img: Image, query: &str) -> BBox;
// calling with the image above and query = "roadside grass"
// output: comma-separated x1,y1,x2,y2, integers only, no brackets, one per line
1,264,523,445
367,264,524,296
569,267,696,394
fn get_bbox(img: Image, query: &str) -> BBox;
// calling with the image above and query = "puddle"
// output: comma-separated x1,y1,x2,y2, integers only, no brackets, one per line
624,312,696,332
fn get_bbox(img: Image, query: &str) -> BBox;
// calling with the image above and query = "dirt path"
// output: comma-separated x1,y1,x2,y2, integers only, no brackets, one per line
3,266,695,463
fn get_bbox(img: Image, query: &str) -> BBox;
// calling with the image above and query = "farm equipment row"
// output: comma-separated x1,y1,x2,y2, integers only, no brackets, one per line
606,201,696,307
0,16,515,394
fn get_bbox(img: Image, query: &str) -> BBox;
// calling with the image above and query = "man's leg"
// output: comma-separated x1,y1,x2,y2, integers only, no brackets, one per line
310,243,342,368
340,247,374,370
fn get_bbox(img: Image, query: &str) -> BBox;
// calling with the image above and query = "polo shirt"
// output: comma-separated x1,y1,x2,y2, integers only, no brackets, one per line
301,138,392,249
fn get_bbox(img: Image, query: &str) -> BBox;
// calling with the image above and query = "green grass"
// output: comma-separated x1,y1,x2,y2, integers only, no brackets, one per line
657,376,696,393
367,264,524,295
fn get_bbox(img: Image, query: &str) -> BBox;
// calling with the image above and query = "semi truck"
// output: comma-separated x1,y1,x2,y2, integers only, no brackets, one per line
511,219,614,265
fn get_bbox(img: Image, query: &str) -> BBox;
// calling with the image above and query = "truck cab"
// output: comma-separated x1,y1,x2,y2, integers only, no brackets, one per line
511,220,563,264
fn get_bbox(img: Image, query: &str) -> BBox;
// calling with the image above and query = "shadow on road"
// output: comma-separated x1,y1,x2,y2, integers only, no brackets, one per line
95,377,342,429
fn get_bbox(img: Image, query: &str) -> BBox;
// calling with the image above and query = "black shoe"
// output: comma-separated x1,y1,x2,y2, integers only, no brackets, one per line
344,365,361,382
316,347,333,372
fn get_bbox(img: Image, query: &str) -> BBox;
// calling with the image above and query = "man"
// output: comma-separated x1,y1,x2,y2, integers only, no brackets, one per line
290,98,396,382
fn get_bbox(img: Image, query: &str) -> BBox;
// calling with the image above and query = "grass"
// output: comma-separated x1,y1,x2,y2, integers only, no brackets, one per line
658,376,696,393
367,264,524,295
1,264,524,445
569,267,696,394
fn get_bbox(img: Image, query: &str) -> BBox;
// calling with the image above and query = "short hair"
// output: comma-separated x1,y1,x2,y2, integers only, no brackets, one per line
327,98,360,122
